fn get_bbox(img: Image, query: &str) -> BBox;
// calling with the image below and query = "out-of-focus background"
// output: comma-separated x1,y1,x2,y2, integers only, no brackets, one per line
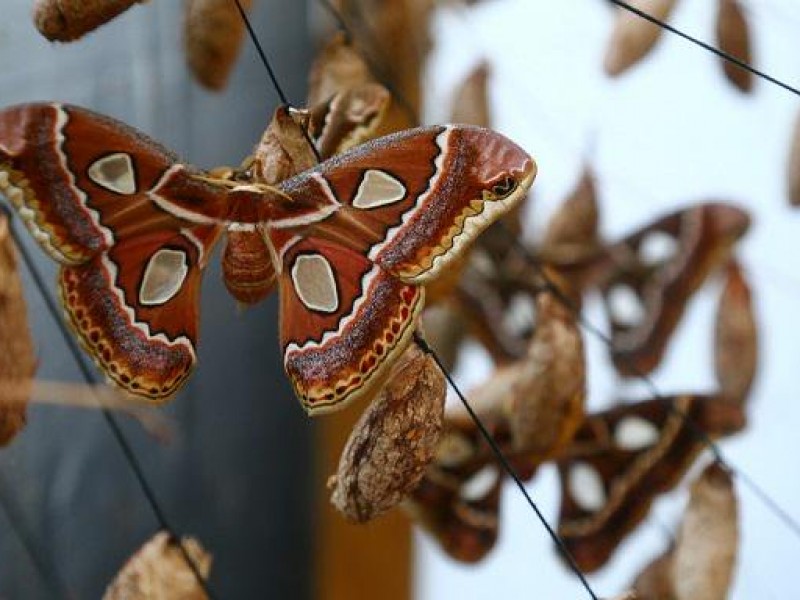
1,0,800,599
419,1,800,598
0,2,314,598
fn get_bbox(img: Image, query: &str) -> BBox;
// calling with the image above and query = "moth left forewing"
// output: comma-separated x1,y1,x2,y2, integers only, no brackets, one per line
0,103,228,265
409,463,503,563
60,224,221,402
557,395,739,572
289,125,535,286
601,203,750,376
277,235,424,414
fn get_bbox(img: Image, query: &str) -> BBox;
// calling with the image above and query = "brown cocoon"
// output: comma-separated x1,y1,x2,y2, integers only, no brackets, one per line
450,62,491,127
504,293,585,458
103,531,212,599
307,33,374,108
714,260,757,406
33,0,145,42
331,342,446,522
671,464,738,600
541,167,601,262
632,463,739,600
250,106,316,184
604,0,678,77
0,215,35,445
184,0,253,91
715,0,753,92
788,109,800,206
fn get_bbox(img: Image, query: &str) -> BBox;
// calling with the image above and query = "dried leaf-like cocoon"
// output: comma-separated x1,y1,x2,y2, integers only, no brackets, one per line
460,293,584,462
184,0,253,91
103,531,212,600
633,463,738,600
632,553,674,599
604,0,679,77
250,106,316,184
0,215,35,445
451,62,491,127
307,33,374,108
505,293,585,458
541,167,601,262
336,0,434,132
33,0,146,42
715,0,753,92
714,260,757,406
671,463,738,600
330,342,446,521
788,109,800,207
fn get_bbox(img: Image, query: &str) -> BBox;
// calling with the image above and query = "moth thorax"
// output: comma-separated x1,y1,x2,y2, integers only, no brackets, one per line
222,229,276,304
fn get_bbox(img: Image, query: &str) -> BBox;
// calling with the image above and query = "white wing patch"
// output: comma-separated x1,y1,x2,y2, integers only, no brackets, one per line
638,231,679,266
291,253,339,313
88,152,137,195
608,284,645,326
614,416,660,451
459,466,499,502
352,169,406,209
139,249,189,306
568,462,607,513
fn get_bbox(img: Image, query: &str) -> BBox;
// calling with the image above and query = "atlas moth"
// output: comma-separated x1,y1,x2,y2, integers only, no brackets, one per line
0,102,535,414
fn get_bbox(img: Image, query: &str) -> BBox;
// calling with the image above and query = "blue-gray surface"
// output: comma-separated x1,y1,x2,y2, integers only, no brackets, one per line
0,2,315,598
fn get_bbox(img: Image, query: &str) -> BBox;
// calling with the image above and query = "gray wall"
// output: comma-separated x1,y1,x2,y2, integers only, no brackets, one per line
0,2,315,598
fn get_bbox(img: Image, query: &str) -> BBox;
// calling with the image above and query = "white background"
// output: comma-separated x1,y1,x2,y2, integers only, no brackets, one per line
416,1,800,598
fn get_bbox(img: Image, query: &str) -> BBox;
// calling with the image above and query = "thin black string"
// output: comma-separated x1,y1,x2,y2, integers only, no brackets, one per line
414,333,599,600
231,0,323,163
315,0,420,125
609,0,800,98
4,216,216,599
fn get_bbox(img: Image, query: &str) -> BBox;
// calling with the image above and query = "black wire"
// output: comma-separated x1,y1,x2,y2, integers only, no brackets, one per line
414,333,599,600
5,217,216,600
231,0,323,164
609,0,800,98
